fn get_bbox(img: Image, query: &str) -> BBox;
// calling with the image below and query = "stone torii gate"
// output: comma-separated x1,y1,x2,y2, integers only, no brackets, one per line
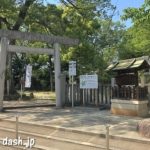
0,29,78,111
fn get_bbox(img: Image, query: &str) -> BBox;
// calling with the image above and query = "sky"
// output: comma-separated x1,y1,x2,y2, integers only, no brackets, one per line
47,0,145,27
111,0,144,27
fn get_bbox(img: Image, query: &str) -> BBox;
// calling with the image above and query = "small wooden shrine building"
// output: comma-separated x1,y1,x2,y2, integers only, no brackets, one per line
107,56,150,87
106,56,150,117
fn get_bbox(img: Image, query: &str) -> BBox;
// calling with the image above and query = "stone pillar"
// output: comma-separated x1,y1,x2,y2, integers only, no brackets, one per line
60,73,66,107
53,43,61,107
0,37,8,111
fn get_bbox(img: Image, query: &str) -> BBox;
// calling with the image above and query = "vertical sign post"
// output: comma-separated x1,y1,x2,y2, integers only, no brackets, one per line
69,61,76,108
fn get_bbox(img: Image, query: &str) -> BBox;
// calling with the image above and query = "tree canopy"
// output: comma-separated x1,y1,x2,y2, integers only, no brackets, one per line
119,0,150,59
0,0,125,91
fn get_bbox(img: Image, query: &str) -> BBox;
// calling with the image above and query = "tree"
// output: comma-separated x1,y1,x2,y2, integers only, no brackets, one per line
0,0,36,94
119,23,150,59
0,0,62,92
60,0,124,81
119,0,150,59
1,0,125,92
122,0,150,24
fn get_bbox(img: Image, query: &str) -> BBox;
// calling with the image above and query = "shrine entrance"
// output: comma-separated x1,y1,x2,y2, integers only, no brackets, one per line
0,30,78,111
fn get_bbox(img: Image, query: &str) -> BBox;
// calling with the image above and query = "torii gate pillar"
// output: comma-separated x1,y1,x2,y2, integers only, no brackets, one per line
0,38,8,111
53,43,61,107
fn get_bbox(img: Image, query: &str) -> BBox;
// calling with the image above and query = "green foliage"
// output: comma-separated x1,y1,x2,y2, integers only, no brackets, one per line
120,0,150,59
60,1,124,81
1,0,125,88
122,0,150,24
119,24,150,59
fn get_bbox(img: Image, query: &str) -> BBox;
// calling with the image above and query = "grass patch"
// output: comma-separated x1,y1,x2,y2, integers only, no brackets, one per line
18,91,56,100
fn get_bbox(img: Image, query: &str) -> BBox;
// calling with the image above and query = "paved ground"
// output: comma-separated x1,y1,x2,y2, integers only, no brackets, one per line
0,102,150,149
0,105,150,142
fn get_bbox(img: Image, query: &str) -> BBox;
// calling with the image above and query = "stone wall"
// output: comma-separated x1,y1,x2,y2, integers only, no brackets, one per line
111,99,149,117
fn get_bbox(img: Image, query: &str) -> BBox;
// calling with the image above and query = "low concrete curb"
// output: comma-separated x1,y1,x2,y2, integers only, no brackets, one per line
3,104,55,110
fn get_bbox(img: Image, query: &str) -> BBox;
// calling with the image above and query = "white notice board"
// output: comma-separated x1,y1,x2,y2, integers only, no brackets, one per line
69,61,76,76
25,64,32,88
80,75,98,89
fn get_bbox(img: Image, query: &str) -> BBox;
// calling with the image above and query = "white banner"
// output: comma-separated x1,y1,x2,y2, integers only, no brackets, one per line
25,64,32,88
80,75,98,89
69,61,76,76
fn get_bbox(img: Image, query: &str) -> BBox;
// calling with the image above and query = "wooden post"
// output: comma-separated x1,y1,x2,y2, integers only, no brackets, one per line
0,37,8,111
53,43,61,107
